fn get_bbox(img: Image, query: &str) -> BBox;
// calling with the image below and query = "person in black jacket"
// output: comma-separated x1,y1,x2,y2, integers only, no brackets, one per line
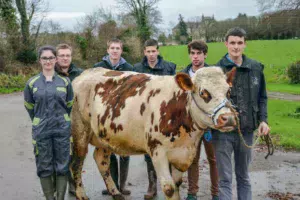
134,39,176,76
55,44,83,82
212,27,270,200
134,39,176,200
54,44,83,196
94,38,132,196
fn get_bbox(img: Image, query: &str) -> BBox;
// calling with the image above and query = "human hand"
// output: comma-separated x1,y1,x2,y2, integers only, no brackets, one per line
258,121,270,136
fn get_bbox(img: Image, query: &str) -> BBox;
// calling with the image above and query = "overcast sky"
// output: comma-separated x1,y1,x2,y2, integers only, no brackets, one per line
45,0,261,32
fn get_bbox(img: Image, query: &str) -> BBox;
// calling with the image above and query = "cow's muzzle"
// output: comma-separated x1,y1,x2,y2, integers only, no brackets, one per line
215,113,236,131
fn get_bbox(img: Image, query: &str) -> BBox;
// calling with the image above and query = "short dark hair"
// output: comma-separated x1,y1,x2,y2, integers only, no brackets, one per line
107,38,123,49
38,45,56,58
144,39,159,49
225,27,247,41
187,40,208,54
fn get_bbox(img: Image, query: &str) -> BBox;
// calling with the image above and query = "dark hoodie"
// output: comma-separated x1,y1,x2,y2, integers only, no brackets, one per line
93,55,133,71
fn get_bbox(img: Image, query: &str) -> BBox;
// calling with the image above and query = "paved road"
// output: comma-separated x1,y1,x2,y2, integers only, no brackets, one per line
268,91,300,101
0,92,299,200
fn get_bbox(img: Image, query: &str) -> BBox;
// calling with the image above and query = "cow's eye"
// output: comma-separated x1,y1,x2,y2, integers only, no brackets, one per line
199,89,212,103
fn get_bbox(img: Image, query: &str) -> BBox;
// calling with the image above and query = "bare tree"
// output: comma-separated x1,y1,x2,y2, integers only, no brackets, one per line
117,0,162,45
15,0,49,49
257,0,300,12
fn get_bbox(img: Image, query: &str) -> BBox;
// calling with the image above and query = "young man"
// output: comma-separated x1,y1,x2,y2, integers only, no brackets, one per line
55,44,83,82
94,38,133,195
55,43,83,196
181,40,219,200
213,27,270,200
134,39,176,200
94,39,133,71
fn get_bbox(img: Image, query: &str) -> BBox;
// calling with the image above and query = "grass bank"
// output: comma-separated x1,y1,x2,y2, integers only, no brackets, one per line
269,99,300,150
160,40,300,94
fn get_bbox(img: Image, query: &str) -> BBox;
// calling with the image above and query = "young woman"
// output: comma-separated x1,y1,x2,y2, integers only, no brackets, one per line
24,46,74,200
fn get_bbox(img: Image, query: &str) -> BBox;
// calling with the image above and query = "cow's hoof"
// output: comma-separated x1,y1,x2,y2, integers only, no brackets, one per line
112,194,125,200
163,184,175,198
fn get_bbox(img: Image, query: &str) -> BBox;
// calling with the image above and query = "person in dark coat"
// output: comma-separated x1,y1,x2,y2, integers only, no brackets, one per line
134,39,176,200
24,45,73,200
55,44,83,82
94,38,133,196
213,27,270,200
54,43,83,196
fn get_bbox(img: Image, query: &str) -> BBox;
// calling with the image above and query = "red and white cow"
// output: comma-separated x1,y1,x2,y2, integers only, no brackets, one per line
70,67,237,200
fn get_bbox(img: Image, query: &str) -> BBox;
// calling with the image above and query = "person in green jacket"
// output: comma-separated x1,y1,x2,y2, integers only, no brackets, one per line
94,38,133,196
24,45,73,200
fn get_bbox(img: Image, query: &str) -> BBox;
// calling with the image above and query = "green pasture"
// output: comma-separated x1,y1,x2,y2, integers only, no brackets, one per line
268,99,300,150
160,40,300,94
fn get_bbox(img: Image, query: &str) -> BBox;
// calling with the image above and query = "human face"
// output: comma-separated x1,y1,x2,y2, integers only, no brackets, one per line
225,36,246,59
189,48,207,67
57,49,72,69
107,42,122,61
39,50,56,71
144,46,159,64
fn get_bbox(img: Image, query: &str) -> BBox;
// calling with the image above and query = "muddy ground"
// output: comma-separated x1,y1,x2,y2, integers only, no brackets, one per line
0,92,299,200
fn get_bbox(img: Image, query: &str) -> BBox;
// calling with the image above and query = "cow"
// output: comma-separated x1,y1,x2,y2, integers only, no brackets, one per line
70,67,237,200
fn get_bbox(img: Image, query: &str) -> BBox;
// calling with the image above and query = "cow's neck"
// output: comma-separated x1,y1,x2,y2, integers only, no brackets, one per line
188,93,208,130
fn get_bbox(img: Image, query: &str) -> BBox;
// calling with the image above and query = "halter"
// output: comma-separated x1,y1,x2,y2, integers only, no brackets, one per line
191,92,230,125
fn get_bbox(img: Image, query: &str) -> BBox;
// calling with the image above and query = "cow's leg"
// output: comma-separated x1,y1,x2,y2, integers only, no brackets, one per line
171,165,183,188
93,147,124,200
70,140,89,200
70,119,90,199
151,149,180,200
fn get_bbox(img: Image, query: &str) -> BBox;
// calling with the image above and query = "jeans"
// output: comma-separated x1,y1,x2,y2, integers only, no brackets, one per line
212,131,253,200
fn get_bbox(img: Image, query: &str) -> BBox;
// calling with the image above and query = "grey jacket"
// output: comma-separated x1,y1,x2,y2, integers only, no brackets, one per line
24,72,74,136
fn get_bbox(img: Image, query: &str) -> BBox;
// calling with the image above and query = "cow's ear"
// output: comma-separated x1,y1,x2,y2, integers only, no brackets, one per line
226,67,236,87
175,73,194,91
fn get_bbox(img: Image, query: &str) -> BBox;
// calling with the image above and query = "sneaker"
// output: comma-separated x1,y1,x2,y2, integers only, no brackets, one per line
185,194,197,200
212,195,219,200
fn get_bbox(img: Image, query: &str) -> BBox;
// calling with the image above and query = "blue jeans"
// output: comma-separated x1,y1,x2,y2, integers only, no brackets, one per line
212,131,253,200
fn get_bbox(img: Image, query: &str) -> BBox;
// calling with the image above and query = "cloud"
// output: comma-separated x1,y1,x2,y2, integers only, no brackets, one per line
46,12,86,20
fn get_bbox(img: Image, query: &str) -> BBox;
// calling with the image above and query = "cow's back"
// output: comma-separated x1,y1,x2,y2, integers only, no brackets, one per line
71,68,193,156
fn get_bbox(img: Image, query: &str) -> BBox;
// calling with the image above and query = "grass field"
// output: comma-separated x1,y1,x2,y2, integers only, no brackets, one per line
268,99,300,150
160,40,300,94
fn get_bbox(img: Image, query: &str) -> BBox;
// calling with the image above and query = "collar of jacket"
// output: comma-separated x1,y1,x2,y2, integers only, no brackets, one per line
222,54,251,69
68,63,76,73
40,71,58,81
102,55,126,70
142,55,164,70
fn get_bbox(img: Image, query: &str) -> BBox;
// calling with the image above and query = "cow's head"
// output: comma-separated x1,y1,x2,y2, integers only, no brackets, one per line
175,67,237,132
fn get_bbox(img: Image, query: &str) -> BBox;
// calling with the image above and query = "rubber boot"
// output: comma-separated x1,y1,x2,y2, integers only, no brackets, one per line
102,154,119,195
119,156,131,195
56,175,68,200
40,176,55,200
144,159,157,200
67,172,76,196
